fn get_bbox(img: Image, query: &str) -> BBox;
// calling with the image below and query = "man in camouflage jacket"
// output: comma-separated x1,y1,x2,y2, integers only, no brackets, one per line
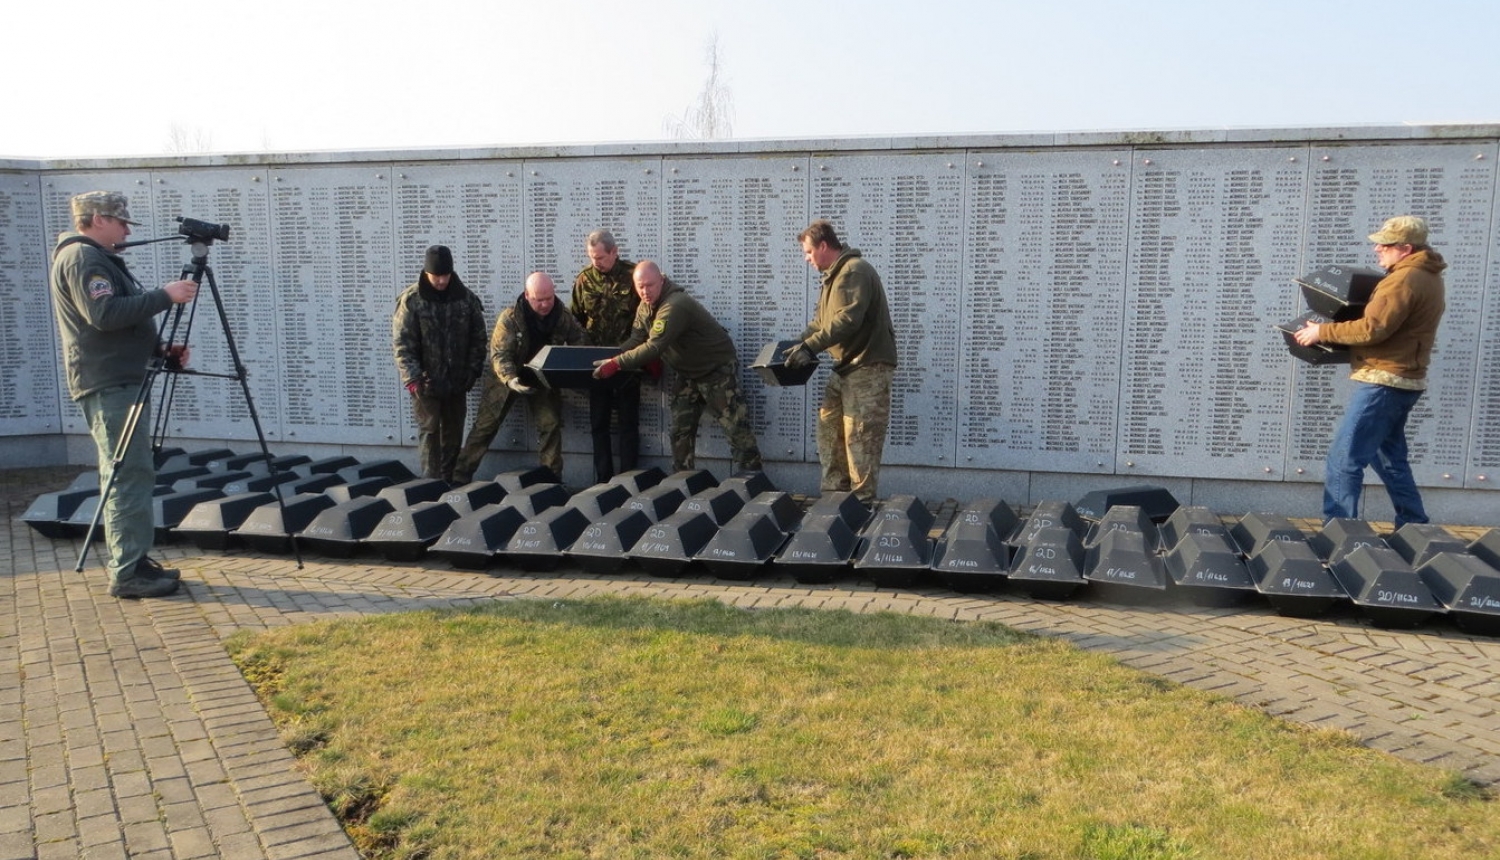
455,272,586,482
593,261,762,474
392,245,487,483
571,229,641,484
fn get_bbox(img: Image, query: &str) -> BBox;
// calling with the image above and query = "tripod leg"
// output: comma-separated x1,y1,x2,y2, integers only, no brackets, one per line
198,264,306,568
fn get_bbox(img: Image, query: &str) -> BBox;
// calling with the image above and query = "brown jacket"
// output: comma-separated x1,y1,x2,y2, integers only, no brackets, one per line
1321,248,1446,381
801,249,898,375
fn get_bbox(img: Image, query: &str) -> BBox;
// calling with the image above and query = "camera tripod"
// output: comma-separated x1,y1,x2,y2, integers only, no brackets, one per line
76,232,303,571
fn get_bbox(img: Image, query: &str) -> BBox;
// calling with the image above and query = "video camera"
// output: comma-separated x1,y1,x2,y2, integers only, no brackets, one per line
177,216,231,243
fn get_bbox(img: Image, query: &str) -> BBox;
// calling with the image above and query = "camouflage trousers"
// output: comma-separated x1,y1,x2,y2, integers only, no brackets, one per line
670,362,763,473
453,370,563,482
410,390,468,482
817,363,894,503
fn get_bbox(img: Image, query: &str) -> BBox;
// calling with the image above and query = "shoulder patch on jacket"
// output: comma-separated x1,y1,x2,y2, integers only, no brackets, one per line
87,276,113,300
651,319,666,335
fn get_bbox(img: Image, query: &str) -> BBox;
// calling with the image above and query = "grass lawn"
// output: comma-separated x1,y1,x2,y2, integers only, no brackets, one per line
228,596,1495,859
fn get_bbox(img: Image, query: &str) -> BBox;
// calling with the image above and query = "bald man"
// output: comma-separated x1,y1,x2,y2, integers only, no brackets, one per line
454,272,587,483
593,261,762,474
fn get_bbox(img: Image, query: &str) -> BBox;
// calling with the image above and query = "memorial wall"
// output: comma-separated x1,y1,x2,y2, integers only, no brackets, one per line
2,126,1498,522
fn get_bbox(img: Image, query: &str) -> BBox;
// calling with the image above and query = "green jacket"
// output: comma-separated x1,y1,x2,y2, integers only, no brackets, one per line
617,278,738,379
491,294,587,384
571,259,638,346
391,273,487,395
1321,249,1446,381
50,232,173,400
801,248,898,375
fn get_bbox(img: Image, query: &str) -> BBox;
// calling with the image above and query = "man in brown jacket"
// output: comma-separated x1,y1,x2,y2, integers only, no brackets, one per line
784,220,898,503
1294,215,1446,527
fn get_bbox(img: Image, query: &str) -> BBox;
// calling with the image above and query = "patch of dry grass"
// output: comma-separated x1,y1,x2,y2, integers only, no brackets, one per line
228,596,1495,859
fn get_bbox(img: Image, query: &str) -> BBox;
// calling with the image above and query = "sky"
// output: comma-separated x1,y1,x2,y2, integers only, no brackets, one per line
4,0,1498,159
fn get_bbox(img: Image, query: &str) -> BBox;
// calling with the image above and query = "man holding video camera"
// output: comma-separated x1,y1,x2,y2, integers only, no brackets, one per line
50,191,198,599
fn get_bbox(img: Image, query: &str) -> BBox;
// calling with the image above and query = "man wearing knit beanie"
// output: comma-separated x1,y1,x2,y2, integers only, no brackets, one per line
392,245,487,483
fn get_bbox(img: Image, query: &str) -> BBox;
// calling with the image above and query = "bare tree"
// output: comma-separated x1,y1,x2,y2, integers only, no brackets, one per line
664,33,734,140
164,123,214,154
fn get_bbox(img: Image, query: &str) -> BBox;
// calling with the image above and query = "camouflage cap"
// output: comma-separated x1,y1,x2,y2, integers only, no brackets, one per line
1368,215,1428,246
70,191,141,226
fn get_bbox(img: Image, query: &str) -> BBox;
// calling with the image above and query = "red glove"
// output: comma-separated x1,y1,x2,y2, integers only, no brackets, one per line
644,359,664,380
592,358,622,380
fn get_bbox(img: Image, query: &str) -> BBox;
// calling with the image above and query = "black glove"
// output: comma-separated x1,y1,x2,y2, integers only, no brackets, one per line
782,343,814,370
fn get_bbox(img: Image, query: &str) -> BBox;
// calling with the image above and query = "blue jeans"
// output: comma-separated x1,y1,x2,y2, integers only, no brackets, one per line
1324,382,1428,528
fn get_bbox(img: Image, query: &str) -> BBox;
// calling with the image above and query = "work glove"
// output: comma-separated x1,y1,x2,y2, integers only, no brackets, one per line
507,378,536,395
782,343,814,370
162,343,189,370
592,357,622,380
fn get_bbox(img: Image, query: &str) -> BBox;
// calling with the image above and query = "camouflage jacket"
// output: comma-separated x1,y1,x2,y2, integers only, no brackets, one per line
391,273,487,395
491,293,587,385
571,258,638,346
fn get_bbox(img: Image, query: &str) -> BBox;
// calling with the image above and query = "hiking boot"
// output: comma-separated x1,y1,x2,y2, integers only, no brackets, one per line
135,556,181,581
109,576,180,599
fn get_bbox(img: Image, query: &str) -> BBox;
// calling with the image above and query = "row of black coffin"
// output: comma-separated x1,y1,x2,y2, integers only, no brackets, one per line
22,448,1500,635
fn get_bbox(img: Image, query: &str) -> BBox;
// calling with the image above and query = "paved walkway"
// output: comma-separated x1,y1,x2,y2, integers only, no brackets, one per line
5,466,1500,859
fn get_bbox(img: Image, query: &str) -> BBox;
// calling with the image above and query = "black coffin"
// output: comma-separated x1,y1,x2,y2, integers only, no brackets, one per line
629,510,720,577
506,506,591,571
1247,539,1347,618
1008,525,1087,601
695,509,790,580
1084,527,1169,604
1074,485,1179,524
1387,523,1469,568
1331,545,1444,629
1164,531,1257,607
233,493,338,554
564,483,632,522
568,507,655,574
751,340,818,387
21,487,99,538
336,459,416,485
1277,311,1351,365
153,488,225,541
527,345,625,389
365,501,461,562
1295,265,1383,319
1417,552,1500,636
775,512,859,584
606,467,667,495
297,497,397,558
1308,518,1389,566
1083,505,1159,551
174,491,276,550
854,516,933,589
1157,505,1232,553
931,499,1014,593
1229,511,1308,557
429,503,530,570
438,481,509,516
